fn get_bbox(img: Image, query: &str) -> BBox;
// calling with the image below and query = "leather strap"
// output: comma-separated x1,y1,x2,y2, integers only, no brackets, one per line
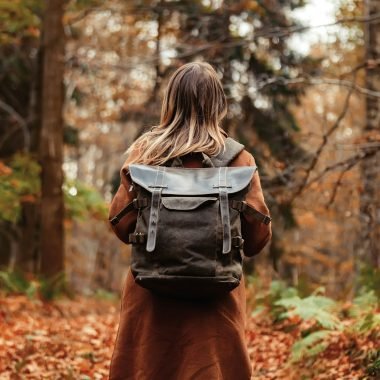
109,201,135,226
230,200,272,225
109,198,149,226
218,167,232,254
146,167,166,252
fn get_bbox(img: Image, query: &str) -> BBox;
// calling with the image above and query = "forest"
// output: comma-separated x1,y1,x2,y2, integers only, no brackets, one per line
0,0,379,379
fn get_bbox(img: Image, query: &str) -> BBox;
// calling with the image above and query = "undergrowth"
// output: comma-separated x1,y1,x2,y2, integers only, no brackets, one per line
246,276,380,377
0,269,73,301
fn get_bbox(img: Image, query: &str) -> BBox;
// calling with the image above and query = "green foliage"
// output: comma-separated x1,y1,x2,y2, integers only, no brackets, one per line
267,280,299,314
37,272,72,301
66,0,104,12
291,330,332,362
0,153,41,223
94,288,119,302
0,269,73,301
366,354,380,378
275,294,343,330
354,313,380,334
358,265,380,299
63,125,80,147
247,277,299,319
0,0,42,44
349,290,380,333
350,290,378,317
273,286,343,361
63,179,108,220
0,269,36,298
247,279,380,366
270,280,299,302
0,153,107,224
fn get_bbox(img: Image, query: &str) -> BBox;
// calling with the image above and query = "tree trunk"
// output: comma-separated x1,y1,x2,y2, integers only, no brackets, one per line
38,0,65,278
358,0,380,268
17,48,44,273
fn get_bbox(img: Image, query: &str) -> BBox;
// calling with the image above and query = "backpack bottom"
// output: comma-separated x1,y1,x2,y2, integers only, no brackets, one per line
133,274,241,300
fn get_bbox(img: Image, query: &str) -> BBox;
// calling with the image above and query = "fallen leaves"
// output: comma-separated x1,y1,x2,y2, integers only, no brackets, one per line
1,294,379,379
246,311,380,380
0,295,119,379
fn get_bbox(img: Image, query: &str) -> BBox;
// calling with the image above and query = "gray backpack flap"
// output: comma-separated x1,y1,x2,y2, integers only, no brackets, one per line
127,164,256,300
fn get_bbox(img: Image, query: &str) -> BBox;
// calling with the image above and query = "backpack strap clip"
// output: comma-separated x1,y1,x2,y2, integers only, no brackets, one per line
230,200,272,225
146,167,166,253
109,197,149,226
128,232,146,244
231,236,244,248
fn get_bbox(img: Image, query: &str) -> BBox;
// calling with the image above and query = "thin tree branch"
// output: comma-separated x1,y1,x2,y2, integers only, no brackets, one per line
252,12,380,39
255,76,380,99
289,86,355,203
325,164,354,208
306,147,379,189
65,7,380,66
0,100,30,152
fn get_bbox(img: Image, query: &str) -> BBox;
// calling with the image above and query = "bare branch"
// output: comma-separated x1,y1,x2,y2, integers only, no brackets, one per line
255,76,380,99
252,12,380,39
289,86,355,203
305,147,379,190
0,100,30,152
325,163,355,208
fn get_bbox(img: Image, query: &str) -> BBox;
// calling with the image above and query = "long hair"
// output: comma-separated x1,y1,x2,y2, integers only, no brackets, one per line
126,61,227,165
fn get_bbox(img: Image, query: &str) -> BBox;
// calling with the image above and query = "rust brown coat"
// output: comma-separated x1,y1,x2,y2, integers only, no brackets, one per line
108,148,272,380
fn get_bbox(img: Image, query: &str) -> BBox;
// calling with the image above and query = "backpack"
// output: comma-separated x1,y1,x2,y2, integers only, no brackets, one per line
110,138,271,300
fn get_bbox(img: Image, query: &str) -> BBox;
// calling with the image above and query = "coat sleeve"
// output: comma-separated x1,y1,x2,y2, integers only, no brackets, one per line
108,154,138,245
240,154,272,257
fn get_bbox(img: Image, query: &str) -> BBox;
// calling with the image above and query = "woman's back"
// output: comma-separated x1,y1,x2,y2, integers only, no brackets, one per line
108,62,272,380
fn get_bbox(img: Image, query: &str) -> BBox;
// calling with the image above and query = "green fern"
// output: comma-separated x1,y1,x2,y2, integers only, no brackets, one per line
291,330,332,362
353,313,380,334
366,352,380,378
0,270,72,301
37,272,73,301
349,290,379,318
0,270,37,297
269,280,299,303
275,295,343,330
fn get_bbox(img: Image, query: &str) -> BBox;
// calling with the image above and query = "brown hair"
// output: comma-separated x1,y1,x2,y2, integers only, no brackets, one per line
126,61,227,165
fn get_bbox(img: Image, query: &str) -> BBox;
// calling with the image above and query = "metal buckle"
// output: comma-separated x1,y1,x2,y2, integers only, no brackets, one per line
230,200,246,212
133,198,148,209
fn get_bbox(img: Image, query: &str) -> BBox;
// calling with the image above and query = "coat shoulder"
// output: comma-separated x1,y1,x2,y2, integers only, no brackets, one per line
230,149,256,167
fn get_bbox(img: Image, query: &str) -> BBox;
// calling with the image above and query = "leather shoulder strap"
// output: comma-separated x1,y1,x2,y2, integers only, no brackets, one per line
209,137,245,167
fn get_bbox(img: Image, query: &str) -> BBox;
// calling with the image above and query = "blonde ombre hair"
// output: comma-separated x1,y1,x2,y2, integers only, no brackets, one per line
126,61,228,165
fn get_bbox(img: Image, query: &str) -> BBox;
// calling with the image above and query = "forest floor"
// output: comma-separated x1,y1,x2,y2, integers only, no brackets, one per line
0,294,379,380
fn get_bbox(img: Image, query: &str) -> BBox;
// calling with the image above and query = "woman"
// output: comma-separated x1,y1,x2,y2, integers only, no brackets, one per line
108,61,272,380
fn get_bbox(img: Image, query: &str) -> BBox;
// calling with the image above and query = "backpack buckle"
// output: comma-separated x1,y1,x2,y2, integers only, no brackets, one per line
133,198,149,209
128,232,146,244
230,200,247,212
232,236,244,248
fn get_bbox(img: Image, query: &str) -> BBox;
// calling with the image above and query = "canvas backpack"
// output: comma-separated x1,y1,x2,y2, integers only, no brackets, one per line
110,138,271,300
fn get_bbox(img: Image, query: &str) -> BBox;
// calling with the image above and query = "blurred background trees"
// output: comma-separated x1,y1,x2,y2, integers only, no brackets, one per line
0,0,379,297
